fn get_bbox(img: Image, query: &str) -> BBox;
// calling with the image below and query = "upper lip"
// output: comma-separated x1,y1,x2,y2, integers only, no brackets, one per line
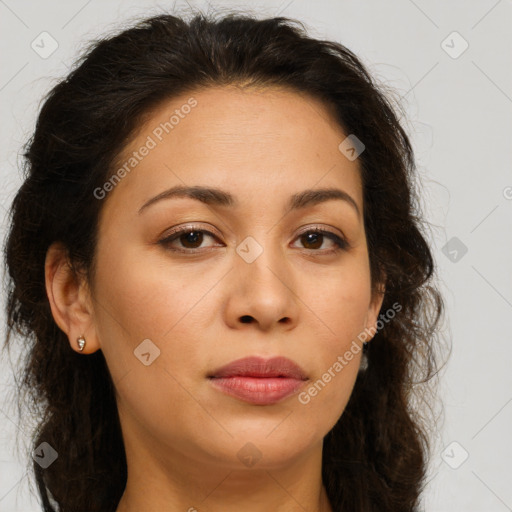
208,356,308,380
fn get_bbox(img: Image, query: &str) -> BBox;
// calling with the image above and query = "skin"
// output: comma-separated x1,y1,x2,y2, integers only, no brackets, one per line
45,85,385,512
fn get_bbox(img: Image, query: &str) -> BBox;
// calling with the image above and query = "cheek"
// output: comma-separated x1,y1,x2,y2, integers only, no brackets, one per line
91,250,214,450
296,338,362,434
91,244,209,388
294,263,370,425
305,261,372,338
94,240,215,339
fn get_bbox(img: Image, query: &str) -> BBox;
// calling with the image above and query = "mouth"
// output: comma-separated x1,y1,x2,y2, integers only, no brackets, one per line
208,356,308,405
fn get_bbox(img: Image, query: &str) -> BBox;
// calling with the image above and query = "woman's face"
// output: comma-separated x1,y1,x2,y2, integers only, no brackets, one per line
89,85,384,471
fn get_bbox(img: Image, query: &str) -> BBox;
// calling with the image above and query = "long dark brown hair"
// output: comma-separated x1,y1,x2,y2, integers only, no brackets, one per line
3,9,445,512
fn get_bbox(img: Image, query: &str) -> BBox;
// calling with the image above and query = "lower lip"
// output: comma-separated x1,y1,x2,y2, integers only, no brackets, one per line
209,376,306,405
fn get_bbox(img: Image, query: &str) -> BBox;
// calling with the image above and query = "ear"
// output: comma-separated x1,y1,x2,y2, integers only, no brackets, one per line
364,279,386,342
45,242,100,354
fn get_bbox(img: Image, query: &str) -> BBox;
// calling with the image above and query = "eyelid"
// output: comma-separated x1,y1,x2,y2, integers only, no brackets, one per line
161,222,222,239
294,223,345,239
292,225,350,251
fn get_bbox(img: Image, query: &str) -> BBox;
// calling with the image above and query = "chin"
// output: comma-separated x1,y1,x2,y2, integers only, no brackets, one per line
196,424,322,470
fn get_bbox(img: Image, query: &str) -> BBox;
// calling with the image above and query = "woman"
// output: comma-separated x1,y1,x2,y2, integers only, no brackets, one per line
3,9,444,512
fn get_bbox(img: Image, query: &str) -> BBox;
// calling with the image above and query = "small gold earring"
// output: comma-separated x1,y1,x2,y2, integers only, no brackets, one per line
77,336,86,352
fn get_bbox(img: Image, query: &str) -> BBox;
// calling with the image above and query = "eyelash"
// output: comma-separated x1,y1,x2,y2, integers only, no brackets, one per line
158,225,349,254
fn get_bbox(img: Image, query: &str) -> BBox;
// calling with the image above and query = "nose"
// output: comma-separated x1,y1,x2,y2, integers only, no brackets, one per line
223,238,300,332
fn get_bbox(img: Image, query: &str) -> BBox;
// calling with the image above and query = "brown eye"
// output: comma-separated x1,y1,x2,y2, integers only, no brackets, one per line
159,227,221,252
176,230,204,249
300,232,323,250
293,228,348,252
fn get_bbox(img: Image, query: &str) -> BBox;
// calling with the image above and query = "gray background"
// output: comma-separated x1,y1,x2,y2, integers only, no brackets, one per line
1,0,511,510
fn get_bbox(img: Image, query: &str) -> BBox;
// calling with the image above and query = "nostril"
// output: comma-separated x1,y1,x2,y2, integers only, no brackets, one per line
240,315,253,323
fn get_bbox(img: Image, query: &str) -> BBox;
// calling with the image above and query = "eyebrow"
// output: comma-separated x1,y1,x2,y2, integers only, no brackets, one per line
138,185,361,217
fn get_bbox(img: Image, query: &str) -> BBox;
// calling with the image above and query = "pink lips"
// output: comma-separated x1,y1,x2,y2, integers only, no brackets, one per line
208,356,308,405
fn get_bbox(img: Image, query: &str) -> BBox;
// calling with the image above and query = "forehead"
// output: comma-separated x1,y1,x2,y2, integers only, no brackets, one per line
103,85,363,218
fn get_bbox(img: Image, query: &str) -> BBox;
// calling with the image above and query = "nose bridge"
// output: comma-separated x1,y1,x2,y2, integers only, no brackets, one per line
230,229,297,328
235,224,286,280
